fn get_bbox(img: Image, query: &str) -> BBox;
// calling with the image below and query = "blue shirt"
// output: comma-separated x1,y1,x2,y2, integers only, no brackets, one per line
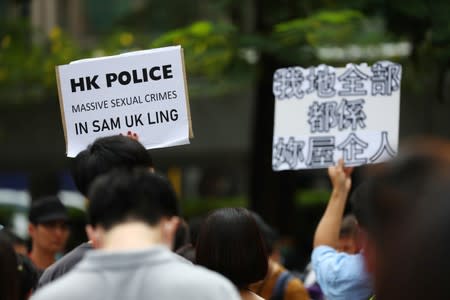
312,246,373,300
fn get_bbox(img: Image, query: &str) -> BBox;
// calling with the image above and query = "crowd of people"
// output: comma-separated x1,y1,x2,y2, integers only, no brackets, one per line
1,134,450,300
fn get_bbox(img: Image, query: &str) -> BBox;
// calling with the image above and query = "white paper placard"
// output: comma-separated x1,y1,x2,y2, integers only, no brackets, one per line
56,46,193,157
272,61,401,170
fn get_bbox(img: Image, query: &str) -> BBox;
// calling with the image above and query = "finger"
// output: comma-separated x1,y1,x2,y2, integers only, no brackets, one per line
344,167,354,176
337,158,344,169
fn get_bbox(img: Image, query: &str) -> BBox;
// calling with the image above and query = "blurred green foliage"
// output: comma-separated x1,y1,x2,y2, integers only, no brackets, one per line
0,20,83,105
152,21,237,78
294,189,331,206
0,0,448,104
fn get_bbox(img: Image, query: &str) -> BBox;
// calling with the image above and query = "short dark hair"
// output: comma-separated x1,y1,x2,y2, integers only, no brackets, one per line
72,135,153,196
87,168,178,230
196,207,268,289
339,214,358,238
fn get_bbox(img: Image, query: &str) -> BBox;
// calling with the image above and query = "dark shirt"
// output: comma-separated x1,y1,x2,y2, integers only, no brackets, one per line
37,242,93,288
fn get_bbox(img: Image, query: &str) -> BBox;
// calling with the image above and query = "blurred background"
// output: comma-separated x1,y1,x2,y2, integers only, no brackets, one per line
0,0,449,270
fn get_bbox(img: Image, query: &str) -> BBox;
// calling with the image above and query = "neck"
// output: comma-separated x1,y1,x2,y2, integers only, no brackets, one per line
29,246,55,270
101,222,164,251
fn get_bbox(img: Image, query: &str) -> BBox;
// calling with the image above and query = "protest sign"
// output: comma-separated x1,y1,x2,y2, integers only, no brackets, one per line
56,45,193,157
272,61,402,171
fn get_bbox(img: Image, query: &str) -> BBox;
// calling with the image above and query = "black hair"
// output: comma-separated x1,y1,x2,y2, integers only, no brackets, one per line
87,168,179,230
376,169,450,300
196,207,268,289
249,211,279,255
188,216,204,247
0,236,20,300
16,254,38,300
339,214,358,238
72,135,153,196
348,138,450,299
0,229,26,248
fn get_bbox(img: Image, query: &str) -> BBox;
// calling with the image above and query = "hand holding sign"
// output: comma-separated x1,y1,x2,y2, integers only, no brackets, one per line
328,159,353,194
56,46,193,157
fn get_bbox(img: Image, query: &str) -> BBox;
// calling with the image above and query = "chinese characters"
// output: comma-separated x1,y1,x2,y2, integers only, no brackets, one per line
272,61,401,170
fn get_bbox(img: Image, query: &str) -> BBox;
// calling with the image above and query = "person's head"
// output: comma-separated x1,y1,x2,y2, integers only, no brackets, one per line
377,174,450,300
196,208,268,289
72,135,153,197
0,235,20,300
337,214,359,254
28,196,69,255
86,168,179,249
350,138,450,293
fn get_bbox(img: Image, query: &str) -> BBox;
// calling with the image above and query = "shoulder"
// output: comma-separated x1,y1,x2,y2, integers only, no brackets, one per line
38,243,92,288
169,259,233,287
31,270,88,300
285,276,310,300
311,246,372,300
312,245,364,273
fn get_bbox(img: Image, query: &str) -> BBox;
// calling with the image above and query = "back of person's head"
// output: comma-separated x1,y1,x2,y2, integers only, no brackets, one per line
72,135,153,196
0,235,20,300
339,214,358,238
337,214,359,254
196,207,268,289
377,170,450,300
87,168,178,230
349,138,450,297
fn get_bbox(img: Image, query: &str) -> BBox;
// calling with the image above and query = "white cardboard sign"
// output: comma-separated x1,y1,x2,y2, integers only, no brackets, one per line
272,61,402,170
56,46,193,157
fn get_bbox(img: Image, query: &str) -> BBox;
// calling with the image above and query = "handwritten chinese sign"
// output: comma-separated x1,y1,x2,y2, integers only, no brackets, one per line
272,61,401,170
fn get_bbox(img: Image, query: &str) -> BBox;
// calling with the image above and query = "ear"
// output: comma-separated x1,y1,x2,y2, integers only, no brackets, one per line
85,225,103,249
28,223,36,238
161,216,180,250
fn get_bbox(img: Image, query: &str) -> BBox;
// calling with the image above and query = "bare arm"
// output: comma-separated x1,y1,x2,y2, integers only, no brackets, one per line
313,159,353,249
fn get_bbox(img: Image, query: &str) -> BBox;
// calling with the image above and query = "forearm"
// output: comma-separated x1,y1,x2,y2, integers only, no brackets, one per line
313,187,349,248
